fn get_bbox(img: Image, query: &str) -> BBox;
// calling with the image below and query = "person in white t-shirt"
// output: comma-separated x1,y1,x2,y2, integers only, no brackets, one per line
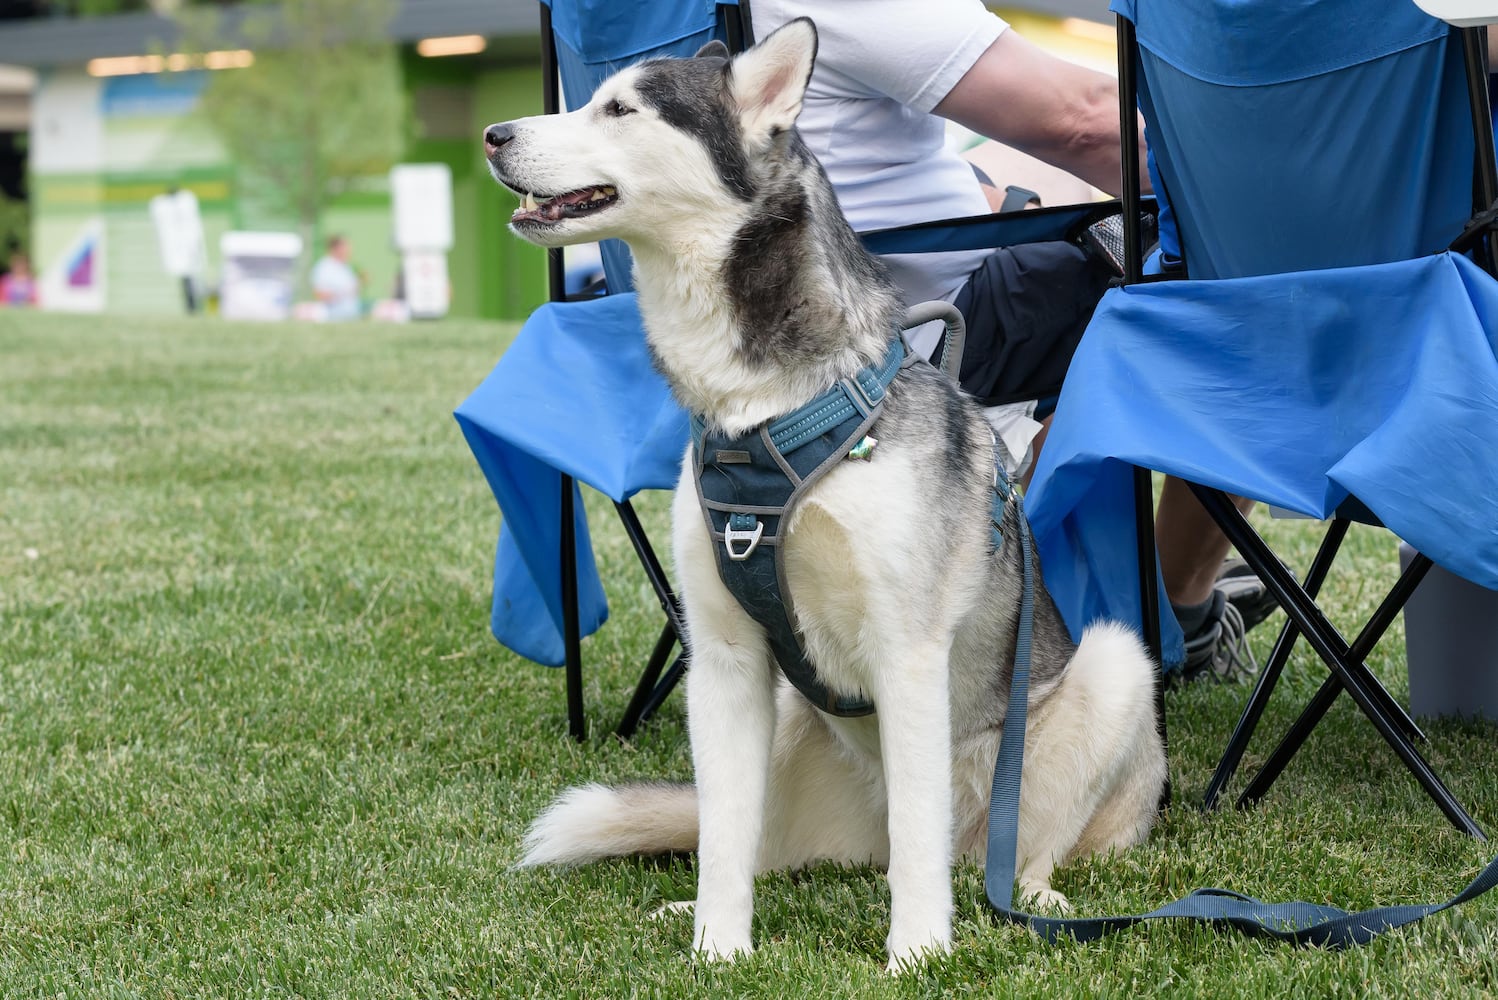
751,1,1275,680
753,0,1130,447
311,234,364,321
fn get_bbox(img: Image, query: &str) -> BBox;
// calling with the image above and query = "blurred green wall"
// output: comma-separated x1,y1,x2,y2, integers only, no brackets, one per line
30,50,548,320
402,50,546,321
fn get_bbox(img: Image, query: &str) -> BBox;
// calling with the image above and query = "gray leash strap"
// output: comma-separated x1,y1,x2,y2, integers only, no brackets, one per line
981,500,1498,947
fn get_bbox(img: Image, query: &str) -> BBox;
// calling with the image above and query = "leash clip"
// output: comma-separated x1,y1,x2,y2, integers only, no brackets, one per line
724,514,764,561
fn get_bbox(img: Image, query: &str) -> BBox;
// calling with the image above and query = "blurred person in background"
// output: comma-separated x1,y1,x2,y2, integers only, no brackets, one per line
0,249,37,307
311,234,364,320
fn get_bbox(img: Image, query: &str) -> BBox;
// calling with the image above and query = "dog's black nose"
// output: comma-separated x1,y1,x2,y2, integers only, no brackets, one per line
484,123,514,151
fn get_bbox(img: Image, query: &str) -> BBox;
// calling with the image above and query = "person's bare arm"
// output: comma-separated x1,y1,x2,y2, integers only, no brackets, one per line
933,29,1149,196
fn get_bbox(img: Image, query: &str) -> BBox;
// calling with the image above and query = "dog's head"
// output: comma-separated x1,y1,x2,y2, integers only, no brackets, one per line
482,18,818,249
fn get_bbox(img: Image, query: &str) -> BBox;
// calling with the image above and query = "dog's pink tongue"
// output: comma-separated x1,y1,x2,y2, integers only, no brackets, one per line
541,189,595,222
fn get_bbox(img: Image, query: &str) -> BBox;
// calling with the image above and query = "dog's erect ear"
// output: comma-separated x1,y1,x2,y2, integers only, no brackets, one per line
727,18,817,136
695,39,730,60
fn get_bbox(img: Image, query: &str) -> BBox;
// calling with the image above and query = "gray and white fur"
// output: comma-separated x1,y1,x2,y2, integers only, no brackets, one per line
483,18,1166,971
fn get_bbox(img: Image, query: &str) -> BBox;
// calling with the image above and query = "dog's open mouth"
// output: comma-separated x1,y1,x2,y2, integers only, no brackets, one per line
511,185,618,225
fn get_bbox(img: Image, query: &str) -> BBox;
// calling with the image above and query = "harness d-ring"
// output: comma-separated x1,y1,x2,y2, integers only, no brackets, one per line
724,513,764,561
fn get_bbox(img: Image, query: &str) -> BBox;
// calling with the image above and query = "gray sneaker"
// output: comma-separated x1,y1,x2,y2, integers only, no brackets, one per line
1215,558,1279,632
1175,561,1275,684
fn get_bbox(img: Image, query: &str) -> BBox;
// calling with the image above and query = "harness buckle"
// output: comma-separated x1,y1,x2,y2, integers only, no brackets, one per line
846,374,881,415
724,514,764,561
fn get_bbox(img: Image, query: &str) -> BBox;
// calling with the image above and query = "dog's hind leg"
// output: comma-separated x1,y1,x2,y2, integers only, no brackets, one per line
1067,627,1168,862
1012,622,1166,910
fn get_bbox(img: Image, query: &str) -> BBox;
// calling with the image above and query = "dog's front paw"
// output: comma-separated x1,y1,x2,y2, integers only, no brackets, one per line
693,922,752,963
885,927,952,973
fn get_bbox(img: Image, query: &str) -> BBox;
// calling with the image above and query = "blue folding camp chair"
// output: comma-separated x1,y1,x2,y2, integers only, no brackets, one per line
1026,0,1498,836
455,0,751,741
456,0,1171,745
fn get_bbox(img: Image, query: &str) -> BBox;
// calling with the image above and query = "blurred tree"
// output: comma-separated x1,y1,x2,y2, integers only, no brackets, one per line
179,0,409,254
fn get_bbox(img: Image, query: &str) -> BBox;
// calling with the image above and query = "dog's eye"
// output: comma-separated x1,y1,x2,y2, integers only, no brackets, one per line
603,99,635,118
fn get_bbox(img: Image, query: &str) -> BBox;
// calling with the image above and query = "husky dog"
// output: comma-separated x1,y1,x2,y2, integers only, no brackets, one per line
485,19,1166,970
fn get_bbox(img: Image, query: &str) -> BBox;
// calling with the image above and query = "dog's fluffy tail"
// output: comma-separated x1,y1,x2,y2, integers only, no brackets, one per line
1067,621,1163,724
517,781,699,867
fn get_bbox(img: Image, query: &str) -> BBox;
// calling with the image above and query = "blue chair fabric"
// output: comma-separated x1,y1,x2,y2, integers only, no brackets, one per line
1025,0,1498,832
1123,0,1471,280
1029,0,1494,661
454,293,686,667
1029,253,1498,642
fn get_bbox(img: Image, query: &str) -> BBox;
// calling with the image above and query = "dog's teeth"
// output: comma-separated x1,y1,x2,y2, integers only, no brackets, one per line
602,186,616,196
522,192,538,212
589,190,607,201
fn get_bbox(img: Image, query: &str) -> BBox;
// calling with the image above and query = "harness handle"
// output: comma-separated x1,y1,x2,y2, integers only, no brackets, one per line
901,301,967,383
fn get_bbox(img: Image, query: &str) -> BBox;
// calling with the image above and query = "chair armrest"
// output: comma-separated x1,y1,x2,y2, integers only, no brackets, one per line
858,197,1156,256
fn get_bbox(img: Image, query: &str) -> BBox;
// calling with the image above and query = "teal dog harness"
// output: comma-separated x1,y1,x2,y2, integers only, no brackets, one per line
691,336,1017,716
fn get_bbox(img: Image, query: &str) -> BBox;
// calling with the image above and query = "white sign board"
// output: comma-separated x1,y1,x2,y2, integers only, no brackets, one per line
30,74,103,173
390,163,454,252
401,250,450,320
149,189,207,279
219,231,302,321
40,216,106,314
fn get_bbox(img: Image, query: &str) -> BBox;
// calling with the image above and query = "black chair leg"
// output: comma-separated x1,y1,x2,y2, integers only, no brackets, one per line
1133,466,1171,814
1202,517,1348,811
1191,486,1484,838
637,650,689,727
617,621,679,739
1239,553,1443,804
1243,662,1483,840
551,492,690,742
615,500,683,628
613,499,691,737
1239,549,1434,808
561,474,587,742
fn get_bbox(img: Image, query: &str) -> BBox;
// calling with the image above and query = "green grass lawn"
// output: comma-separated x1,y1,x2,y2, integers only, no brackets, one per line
3,310,1498,998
